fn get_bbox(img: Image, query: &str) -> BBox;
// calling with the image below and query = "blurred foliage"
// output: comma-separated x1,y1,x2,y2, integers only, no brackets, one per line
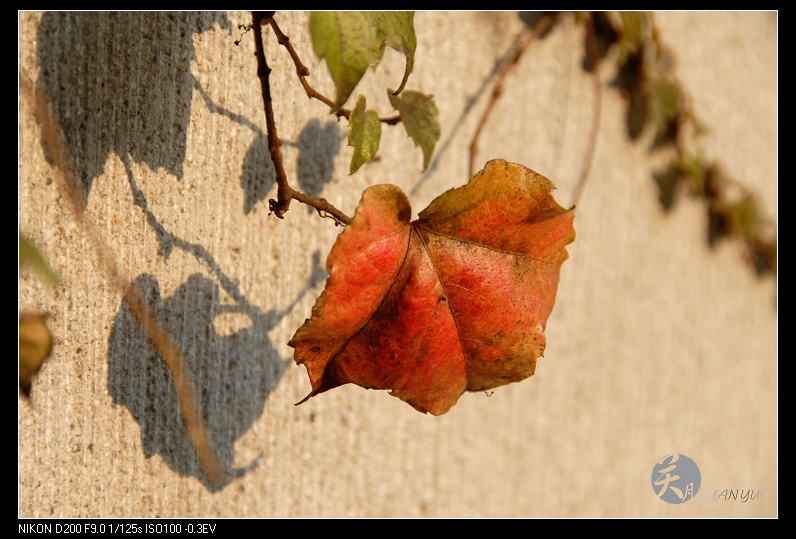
548,11,776,277
19,233,59,285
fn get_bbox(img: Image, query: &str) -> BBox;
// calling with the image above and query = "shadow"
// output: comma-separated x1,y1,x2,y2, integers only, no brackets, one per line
240,133,276,214
35,11,336,488
294,119,343,210
194,77,263,135
114,147,328,489
107,252,326,490
239,119,343,214
36,11,231,207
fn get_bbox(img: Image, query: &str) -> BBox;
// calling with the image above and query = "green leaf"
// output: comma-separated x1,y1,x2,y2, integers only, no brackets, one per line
388,89,440,171
348,95,382,174
19,233,59,285
371,12,416,95
309,11,416,110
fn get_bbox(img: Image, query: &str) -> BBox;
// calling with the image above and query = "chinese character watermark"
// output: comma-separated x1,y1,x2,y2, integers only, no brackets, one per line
651,453,701,504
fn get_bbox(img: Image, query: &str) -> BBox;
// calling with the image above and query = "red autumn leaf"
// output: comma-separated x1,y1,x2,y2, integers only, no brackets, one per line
289,159,576,415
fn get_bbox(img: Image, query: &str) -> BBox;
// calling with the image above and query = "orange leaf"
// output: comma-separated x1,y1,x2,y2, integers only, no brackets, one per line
289,159,575,415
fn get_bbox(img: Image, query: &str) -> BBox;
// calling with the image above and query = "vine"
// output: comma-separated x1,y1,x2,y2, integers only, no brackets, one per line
471,11,776,277
600,12,776,277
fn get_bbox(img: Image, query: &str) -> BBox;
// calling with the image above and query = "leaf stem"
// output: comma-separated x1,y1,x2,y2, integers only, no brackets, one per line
290,190,352,226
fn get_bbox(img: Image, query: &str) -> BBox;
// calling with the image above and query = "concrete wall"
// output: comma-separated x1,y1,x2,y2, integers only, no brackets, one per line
19,11,777,517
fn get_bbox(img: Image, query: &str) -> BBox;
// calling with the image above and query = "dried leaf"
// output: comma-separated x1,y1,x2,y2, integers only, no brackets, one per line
19,312,54,398
289,160,575,415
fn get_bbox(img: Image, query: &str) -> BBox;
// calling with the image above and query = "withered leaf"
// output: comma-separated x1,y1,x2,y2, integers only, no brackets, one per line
19,312,54,399
289,159,575,415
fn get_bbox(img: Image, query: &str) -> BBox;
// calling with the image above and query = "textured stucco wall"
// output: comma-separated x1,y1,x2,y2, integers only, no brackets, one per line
19,11,777,517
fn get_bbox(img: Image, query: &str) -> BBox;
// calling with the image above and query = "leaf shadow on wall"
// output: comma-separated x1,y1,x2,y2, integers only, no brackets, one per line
36,11,231,207
107,253,326,490
294,119,345,214
109,151,326,489
239,119,344,215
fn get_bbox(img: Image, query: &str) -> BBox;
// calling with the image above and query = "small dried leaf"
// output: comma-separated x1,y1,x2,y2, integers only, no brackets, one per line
19,312,54,398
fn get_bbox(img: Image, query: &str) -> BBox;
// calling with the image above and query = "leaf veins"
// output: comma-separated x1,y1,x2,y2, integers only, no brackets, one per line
289,159,575,415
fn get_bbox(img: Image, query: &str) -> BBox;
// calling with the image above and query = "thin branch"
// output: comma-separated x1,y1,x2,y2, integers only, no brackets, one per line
252,11,351,225
571,12,602,207
252,11,290,218
267,15,402,125
468,14,554,179
20,72,227,489
267,15,309,78
289,190,352,226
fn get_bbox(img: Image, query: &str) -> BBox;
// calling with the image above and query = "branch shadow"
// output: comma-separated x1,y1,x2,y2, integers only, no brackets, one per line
36,11,231,207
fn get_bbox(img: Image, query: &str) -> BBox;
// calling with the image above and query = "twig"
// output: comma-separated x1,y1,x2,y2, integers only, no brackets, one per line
20,72,227,489
468,14,554,178
252,12,351,226
252,12,290,218
267,15,402,125
288,190,352,226
571,12,602,207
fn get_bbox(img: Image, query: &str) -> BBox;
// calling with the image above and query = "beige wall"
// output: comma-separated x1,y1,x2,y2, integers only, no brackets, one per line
19,11,777,517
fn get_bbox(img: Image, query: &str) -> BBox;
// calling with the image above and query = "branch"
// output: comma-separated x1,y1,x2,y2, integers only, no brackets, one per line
267,16,402,125
252,12,351,226
571,12,602,207
468,14,554,178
